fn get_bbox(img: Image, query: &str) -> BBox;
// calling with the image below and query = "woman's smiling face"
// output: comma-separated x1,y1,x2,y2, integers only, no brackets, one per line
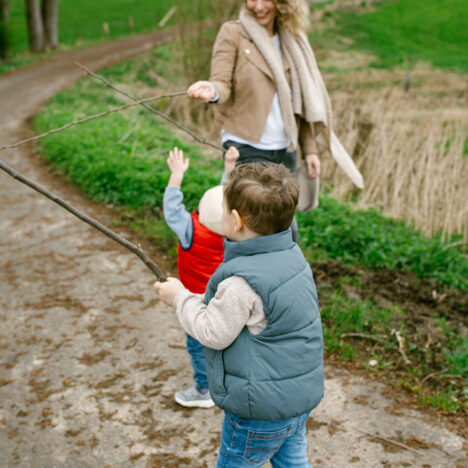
245,0,277,34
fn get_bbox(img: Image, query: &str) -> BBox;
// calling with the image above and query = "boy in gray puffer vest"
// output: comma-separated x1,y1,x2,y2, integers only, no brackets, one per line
155,162,324,467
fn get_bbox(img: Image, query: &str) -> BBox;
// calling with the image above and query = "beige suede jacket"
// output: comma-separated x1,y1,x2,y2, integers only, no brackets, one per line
209,20,318,156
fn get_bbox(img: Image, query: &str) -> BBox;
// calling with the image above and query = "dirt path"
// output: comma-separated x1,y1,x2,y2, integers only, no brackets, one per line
0,30,466,468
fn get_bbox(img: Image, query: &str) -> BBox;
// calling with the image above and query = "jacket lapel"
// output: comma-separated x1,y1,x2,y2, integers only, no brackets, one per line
239,26,274,81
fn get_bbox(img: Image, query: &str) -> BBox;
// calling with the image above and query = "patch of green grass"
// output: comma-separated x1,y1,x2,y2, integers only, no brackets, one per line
297,196,468,290
320,284,466,413
419,386,464,413
320,288,397,353
331,0,468,71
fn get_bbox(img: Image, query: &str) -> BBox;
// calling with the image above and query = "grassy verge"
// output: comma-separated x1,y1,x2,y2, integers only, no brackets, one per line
298,198,468,290
318,268,467,413
309,0,468,72
34,43,467,413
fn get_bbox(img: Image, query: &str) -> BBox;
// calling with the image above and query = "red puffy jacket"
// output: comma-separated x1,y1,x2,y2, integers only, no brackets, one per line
177,210,224,294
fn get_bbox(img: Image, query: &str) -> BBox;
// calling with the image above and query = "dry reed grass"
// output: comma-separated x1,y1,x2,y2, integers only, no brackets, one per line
323,67,468,241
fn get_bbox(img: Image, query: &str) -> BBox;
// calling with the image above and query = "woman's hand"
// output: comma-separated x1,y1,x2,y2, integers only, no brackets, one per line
304,154,321,179
187,81,217,103
154,277,185,307
167,147,189,187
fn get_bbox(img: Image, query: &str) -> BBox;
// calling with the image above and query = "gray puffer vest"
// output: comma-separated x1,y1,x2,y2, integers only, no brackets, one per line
203,229,324,420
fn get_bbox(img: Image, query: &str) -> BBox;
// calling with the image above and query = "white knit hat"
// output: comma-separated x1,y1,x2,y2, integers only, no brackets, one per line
198,185,225,236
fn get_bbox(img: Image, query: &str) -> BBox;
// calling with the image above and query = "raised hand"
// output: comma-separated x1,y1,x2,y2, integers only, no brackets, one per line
224,146,239,174
167,147,190,187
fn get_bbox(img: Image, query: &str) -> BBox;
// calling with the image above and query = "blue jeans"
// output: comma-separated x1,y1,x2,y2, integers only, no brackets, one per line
186,334,208,391
216,411,311,467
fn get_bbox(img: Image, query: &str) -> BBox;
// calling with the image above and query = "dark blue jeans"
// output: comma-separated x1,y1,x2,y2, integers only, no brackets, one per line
217,410,311,467
222,140,298,241
222,140,297,174
186,333,208,391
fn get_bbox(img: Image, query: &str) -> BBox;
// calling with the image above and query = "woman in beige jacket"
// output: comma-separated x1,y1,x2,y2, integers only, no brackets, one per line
188,0,363,237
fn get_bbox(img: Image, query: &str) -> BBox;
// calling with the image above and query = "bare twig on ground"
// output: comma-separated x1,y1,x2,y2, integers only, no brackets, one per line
0,158,166,281
392,329,411,365
0,92,186,153
355,428,425,456
340,332,387,343
421,367,449,384
76,62,224,152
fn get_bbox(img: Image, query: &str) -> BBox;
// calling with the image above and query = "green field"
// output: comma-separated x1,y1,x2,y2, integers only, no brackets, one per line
311,0,468,72
8,0,178,55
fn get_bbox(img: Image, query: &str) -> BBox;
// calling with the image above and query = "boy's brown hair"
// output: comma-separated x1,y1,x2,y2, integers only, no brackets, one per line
224,162,299,235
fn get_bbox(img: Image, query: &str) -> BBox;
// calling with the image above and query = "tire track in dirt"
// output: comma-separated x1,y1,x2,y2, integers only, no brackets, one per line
0,28,466,467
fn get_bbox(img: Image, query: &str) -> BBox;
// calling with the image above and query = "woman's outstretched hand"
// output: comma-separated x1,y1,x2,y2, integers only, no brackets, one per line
305,154,321,179
187,81,217,103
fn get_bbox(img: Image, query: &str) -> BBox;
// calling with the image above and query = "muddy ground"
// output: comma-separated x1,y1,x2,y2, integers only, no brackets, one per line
0,29,467,467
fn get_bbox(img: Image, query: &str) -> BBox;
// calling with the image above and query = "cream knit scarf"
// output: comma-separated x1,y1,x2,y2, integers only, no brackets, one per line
239,10,364,188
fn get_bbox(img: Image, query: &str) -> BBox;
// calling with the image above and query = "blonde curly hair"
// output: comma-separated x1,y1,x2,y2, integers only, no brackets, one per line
242,0,310,34
274,0,310,33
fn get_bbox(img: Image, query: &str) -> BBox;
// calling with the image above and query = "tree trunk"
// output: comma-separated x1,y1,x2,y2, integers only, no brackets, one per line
42,0,58,49
26,0,44,52
0,0,10,59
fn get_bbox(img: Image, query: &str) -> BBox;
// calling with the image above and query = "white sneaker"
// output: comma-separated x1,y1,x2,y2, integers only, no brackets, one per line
174,385,215,408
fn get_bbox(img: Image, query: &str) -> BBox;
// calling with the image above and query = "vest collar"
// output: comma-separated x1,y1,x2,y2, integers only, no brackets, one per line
223,229,293,262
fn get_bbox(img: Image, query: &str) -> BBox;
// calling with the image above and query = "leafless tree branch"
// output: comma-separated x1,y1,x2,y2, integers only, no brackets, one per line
76,61,224,152
0,92,186,153
0,158,166,280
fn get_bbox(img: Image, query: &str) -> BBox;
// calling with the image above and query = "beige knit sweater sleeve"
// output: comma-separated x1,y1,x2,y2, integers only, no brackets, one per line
173,276,267,350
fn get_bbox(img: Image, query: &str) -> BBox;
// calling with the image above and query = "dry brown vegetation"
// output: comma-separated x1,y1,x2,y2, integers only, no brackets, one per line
323,66,468,241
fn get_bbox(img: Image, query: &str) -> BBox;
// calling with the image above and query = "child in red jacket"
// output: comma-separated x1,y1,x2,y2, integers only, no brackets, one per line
163,146,238,407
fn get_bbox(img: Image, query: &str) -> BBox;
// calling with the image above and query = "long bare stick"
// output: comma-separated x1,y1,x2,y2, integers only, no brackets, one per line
0,158,166,281
76,62,224,152
355,428,424,456
0,92,186,153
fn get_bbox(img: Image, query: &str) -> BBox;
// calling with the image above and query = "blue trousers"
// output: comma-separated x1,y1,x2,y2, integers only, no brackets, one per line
216,410,311,467
186,333,208,391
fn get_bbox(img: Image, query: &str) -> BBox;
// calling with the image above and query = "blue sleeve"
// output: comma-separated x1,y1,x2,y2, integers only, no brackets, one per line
163,186,194,249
